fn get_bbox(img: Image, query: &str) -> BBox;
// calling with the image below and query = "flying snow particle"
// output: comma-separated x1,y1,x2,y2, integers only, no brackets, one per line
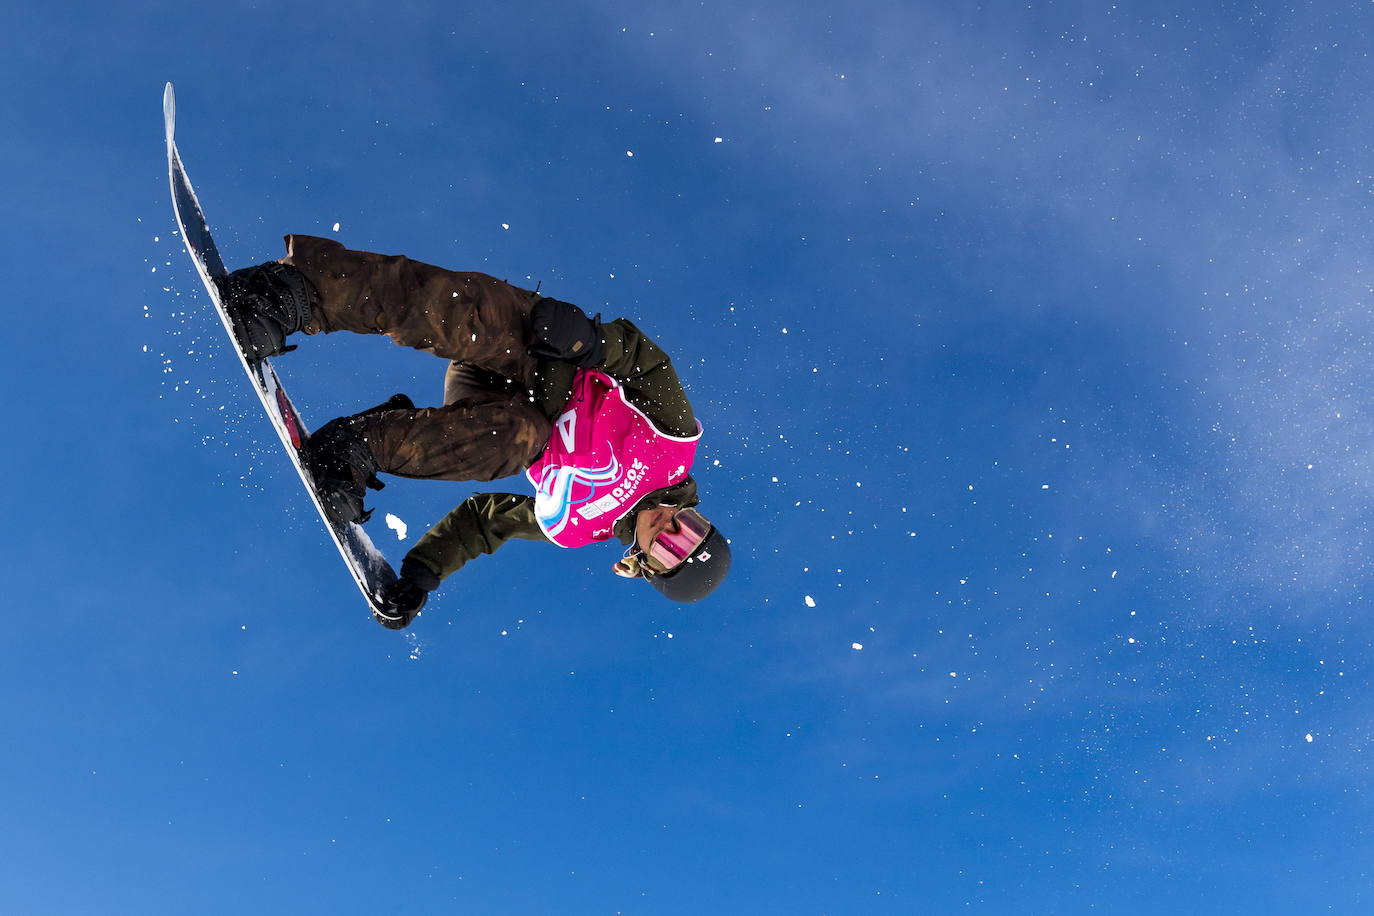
714,137,723,143
851,643,864,651
804,595,816,607
1306,733,1314,743
501,223,510,230
626,150,635,157
385,513,408,540
332,222,341,232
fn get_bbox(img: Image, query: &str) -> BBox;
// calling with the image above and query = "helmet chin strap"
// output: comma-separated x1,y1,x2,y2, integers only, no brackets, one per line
613,548,649,579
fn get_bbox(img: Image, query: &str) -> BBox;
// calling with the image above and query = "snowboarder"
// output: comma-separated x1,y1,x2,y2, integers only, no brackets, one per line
217,236,731,628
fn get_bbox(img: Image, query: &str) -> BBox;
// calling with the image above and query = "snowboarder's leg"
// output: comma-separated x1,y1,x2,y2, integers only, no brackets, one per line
281,235,542,389
354,389,552,483
304,385,550,526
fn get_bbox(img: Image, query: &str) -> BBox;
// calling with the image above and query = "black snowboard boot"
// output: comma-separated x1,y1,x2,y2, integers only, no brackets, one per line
302,394,414,527
215,261,316,361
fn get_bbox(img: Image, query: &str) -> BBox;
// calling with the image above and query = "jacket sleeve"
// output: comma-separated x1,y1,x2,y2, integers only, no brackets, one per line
597,319,698,438
405,493,549,583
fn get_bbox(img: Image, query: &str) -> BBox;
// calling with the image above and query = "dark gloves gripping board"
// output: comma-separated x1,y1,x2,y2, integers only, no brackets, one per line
528,297,605,368
376,557,441,629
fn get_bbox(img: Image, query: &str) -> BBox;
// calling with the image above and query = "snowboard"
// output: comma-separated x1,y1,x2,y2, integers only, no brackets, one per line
163,82,402,626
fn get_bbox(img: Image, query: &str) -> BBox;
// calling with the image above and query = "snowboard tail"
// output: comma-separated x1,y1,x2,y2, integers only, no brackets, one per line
163,82,399,625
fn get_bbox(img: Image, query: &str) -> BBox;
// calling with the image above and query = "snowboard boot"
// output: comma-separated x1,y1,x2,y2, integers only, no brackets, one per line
215,261,316,361
302,394,414,527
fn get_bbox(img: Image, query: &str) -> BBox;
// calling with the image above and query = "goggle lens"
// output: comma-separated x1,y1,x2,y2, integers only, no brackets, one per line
643,508,712,573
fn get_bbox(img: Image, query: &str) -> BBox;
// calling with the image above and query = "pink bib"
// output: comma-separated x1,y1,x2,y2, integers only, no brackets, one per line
527,369,701,547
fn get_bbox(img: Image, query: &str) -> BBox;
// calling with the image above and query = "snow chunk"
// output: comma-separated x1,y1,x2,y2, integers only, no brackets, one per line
804,595,816,607
1306,733,1314,743
332,221,341,232
851,642,863,651
385,513,408,540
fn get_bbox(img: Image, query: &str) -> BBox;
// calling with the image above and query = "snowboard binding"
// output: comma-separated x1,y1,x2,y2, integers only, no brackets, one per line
303,394,414,527
215,261,315,361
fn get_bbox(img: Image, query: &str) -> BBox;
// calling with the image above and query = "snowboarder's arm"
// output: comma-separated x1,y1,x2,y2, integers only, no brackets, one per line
404,493,549,583
597,319,698,438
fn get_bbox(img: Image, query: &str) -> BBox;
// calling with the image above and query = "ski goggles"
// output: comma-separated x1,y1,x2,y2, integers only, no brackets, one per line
616,507,714,578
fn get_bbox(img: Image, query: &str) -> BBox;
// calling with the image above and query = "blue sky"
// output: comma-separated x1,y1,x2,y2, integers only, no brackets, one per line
6,0,1374,912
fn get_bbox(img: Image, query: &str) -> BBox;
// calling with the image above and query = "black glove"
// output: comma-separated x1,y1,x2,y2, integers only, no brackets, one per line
528,297,605,368
376,558,440,630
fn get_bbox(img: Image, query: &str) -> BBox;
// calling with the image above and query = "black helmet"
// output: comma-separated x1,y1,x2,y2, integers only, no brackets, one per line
646,526,732,602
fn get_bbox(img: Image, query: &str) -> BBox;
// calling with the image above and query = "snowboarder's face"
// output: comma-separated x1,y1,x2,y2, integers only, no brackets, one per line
614,506,696,579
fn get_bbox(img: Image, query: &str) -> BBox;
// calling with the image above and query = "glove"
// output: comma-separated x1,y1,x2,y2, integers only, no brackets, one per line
528,297,605,368
376,558,440,630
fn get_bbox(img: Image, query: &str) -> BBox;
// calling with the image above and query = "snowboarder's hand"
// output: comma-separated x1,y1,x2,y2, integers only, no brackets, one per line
528,297,605,368
378,579,427,627
376,558,440,629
